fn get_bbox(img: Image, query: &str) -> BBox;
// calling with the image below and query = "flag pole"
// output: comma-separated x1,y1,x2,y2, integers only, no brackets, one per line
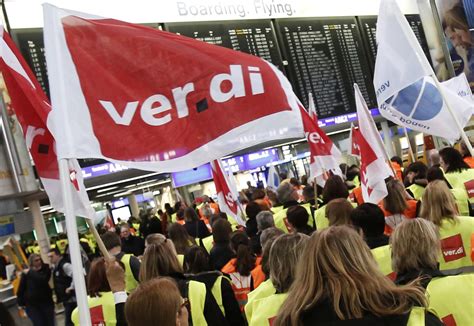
85,219,111,260
59,159,92,326
432,77,474,157
403,127,416,162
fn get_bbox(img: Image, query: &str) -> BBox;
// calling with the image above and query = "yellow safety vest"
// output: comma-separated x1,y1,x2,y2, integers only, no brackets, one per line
210,275,227,316
56,239,68,254
407,307,425,326
248,293,288,326
32,245,40,254
438,216,474,271
132,223,140,236
171,213,177,223
271,206,284,215
245,279,276,322
177,254,184,268
120,254,138,293
273,205,313,233
188,280,207,326
371,245,395,279
314,201,357,231
444,170,474,204
198,236,214,254
425,274,474,326
71,292,116,325
407,184,425,200
85,234,97,253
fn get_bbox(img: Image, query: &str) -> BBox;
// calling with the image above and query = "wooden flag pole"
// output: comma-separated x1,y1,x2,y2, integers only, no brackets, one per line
85,219,111,260
403,127,416,163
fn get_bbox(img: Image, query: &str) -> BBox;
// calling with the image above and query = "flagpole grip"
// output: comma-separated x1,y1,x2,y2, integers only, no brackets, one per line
85,219,111,260
432,77,474,157
59,159,92,326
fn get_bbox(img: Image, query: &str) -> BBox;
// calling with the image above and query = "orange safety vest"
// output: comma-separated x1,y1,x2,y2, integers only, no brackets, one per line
351,187,364,205
391,162,403,180
381,199,417,235
463,157,474,168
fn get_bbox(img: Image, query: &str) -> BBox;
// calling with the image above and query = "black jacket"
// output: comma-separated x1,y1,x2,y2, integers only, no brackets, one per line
300,300,443,326
17,264,53,307
185,220,210,239
188,271,244,326
121,235,145,257
52,258,73,303
366,234,390,249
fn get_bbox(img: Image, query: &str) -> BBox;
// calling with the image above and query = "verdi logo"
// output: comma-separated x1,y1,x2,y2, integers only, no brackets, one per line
440,234,465,262
385,78,443,121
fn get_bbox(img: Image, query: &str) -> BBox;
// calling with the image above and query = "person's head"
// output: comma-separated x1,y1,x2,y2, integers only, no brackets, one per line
439,147,469,173
183,246,210,274
87,258,111,297
246,181,252,187
212,219,232,245
350,203,386,238
391,219,440,275
326,198,354,226
301,175,308,186
420,180,458,226
322,175,349,204
230,231,255,276
48,248,62,265
251,188,266,200
256,211,275,232
184,207,199,223
383,179,408,214
168,223,194,255
176,209,185,221
200,204,212,219
390,156,403,167
145,233,167,247
405,162,428,183
260,227,285,277
140,237,182,282
269,233,309,293
28,253,42,269
428,149,440,167
101,231,122,252
245,202,262,220
443,4,472,48
286,206,310,233
274,226,426,324
302,185,314,203
120,224,131,239
125,277,188,326
276,182,298,204
289,178,301,188
346,165,360,181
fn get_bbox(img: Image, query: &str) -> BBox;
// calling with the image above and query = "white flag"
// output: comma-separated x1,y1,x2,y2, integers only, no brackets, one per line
442,73,473,102
266,165,280,191
355,84,393,204
374,0,474,142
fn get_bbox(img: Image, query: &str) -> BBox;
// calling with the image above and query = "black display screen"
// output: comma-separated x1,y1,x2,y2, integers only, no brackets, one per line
275,17,376,119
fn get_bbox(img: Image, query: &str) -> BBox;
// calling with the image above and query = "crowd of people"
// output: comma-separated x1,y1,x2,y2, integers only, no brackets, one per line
16,145,474,326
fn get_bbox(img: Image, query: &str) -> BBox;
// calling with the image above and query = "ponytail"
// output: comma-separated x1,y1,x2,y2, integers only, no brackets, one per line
231,231,256,276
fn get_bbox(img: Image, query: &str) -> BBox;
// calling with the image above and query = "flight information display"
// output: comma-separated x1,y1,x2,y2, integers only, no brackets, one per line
357,14,432,70
11,29,49,97
164,20,285,71
275,17,377,119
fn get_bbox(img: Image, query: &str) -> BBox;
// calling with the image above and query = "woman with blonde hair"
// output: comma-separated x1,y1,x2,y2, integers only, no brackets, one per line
392,219,474,325
274,226,443,326
325,198,354,226
420,180,474,271
140,237,227,325
381,179,417,235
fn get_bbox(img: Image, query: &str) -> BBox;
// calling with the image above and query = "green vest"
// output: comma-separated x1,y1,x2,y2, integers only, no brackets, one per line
271,206,284,215
444,170,474,204
438,216,474,271
273,205,313,233
211,275,229,316
426,274,474,326
199,235,214,254
71,292,116,326
248,293,288,326
407,184,425,200
371,245,395,279
245,279,276,322
188,280,207,326
120,254,139,293
407,307,425,326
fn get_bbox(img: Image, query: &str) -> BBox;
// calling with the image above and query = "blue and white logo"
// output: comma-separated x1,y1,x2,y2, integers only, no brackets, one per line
385,78,443,121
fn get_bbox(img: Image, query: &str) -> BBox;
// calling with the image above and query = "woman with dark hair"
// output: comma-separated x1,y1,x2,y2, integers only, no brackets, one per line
209,219,235,271
314,175,351,230
168,223,196,255
184,246,244,326
245,202,262,254
17,254,54,326
184,207,210,239
221,231,262,311
381,179,417,235
404,161,428,200
71,258,117,325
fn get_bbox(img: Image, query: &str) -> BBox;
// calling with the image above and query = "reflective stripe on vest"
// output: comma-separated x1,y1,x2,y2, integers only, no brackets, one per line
120,254,138,293
71,292,116,326
248,293,288,326
188,280,207,326
426,274,474,326
371,245,396,280
245,279,276,323
407,184,425,200
438,216,474,270
406,307,425,326
211,275,225,316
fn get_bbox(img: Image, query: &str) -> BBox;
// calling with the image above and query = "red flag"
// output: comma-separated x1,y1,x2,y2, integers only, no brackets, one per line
299,103,342,187
211,160,245,226
103,213,115,231
0,28,94,218
349,124,361,157
43,5,304,172
355,84,393,204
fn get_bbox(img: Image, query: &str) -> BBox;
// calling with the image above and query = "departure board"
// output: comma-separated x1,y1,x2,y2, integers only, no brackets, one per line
11,29,49,97
275,18,376,119
164,20,284,71
357,15,432,70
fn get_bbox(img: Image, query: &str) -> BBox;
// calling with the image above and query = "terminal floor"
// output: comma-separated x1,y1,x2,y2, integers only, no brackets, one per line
10,305,65,326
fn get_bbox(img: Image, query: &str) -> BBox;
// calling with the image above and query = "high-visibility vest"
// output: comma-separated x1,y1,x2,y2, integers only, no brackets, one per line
132,223,140,236
315,201,357,231
177,254,184,268
210,275,230,316
391,162,403,181
248,293,288,326
245,279,276,323
382,200,417,235
198,235,214,254
71,292,116,326
451,188,470,217
273,205,313,233
371,245,396,280
464,157,474,168
351,187,364,205
170,213,177,223
222,258,261,311
438,216,474,271
426,274,474,326
407,184,425,200
120,254,138,293
271,206,284,215
188,280,207,326
407,307,425,326
444,170,474,204
56,239,69,254
32,245,40,254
